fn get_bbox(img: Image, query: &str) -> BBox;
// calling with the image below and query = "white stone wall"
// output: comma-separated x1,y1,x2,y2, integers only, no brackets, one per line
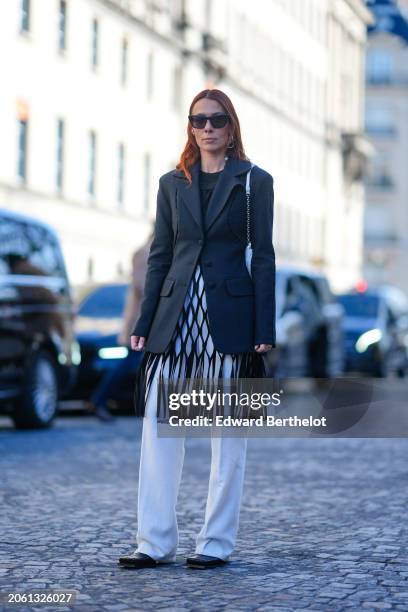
0,0,370,293
0,0,184,286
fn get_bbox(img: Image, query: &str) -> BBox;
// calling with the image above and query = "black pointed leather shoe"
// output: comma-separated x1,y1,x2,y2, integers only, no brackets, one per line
186,554,228,569
118,551,158,568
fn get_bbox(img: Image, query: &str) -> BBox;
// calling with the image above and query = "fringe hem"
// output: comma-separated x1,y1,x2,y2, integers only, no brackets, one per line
133,346,268,420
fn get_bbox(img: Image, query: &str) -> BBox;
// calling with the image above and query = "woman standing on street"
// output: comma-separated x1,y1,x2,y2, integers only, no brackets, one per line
119,88,276,570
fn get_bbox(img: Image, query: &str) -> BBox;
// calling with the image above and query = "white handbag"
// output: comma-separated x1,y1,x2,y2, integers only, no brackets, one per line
245,163,256,277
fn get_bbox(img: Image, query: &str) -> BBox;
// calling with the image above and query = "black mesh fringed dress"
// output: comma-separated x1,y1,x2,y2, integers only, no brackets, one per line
133,168,267,420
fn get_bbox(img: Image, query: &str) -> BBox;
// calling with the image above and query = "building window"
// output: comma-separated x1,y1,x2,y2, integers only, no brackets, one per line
88,130,96,196
366,50,393,84
117,143,125,206
20,0,30,33
56,118,65,192
121,38,128,85
365,151,394,189
365,105,396,136
147,51,154,99
58,0,67,51
143,152,151,213
91,18,99,69
17,118,28,182
172,64,182,111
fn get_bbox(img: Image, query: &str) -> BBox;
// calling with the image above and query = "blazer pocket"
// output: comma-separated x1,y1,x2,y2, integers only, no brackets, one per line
225,277,254,296
160,278,175,297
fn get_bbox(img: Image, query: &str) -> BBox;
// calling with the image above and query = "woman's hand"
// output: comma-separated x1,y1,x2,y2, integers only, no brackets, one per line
254,344,273,353
130,336,146,351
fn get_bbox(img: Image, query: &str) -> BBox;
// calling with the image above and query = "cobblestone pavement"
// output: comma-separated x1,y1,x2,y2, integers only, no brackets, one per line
1,414,408,611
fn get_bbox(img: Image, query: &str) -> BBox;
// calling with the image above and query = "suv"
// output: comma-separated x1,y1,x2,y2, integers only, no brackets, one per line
0,209,79,428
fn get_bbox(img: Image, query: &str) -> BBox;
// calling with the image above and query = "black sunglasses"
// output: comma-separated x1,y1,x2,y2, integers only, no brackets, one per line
188,113,230,129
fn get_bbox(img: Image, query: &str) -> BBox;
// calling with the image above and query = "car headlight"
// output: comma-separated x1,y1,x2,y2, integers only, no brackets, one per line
355,328,382,353
98,347,129,359
71,340,81,365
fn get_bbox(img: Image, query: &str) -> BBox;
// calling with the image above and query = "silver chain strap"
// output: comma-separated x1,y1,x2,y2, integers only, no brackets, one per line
246,191,251,246
245,163,255,246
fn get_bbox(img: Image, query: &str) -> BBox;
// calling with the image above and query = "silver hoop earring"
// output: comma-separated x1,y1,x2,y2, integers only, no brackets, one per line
227,140,234,149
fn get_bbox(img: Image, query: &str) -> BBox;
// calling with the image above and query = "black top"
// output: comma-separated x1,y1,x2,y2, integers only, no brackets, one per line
199,169,223,216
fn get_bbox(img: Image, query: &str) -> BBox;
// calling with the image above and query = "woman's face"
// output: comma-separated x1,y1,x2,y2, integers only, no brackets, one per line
190,98,232,156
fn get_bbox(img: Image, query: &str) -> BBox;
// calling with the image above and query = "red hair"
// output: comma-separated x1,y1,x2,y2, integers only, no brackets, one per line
176,89,250,185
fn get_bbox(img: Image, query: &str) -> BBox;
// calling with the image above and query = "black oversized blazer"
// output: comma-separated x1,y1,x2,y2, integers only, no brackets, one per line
131,156,276,354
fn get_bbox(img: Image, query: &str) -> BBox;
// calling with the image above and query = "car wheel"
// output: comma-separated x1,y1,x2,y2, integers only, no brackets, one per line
13,350,59,429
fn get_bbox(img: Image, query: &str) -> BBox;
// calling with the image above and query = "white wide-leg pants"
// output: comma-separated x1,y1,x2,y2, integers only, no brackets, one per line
135,366,248,562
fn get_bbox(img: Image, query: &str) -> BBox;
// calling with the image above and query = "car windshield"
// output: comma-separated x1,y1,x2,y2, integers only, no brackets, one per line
78,285,128,318
338,294,380,318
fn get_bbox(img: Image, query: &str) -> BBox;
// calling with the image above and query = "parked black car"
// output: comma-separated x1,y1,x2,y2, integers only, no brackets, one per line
338,286,408,377
273,266,345,378
0,209,79,428
73,283,142,408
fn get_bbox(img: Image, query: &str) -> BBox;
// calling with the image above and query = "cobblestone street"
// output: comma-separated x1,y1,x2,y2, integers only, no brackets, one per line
1,414,408,611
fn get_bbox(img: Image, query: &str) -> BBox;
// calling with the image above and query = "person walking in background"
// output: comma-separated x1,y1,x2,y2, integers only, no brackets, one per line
87,233,154,422
118,231,154,350
119,88,276,569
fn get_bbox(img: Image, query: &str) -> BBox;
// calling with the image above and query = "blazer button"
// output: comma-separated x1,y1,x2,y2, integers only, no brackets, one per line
198,239,203,245
207,281,215,289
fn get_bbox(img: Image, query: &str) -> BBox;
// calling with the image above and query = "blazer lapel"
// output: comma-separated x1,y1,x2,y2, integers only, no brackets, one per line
204,157,252,233
172,157,253,235
173,159,202,234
